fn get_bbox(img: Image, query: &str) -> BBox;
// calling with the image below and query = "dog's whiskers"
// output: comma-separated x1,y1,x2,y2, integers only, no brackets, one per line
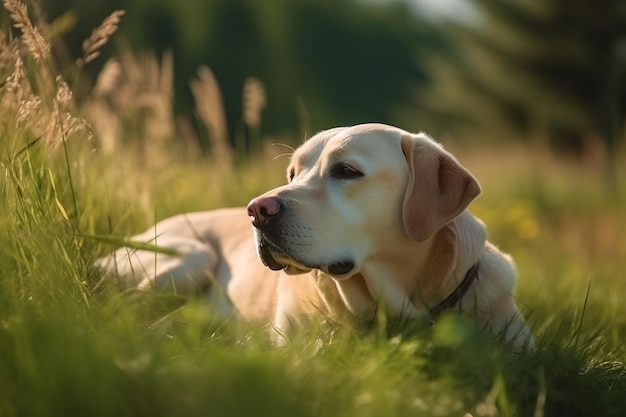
271,142,296,159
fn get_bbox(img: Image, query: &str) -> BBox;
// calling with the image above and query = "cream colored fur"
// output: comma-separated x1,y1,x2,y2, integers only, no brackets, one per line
97,123,533,350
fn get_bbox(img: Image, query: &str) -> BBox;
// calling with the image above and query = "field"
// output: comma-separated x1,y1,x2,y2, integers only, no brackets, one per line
2,4,626,416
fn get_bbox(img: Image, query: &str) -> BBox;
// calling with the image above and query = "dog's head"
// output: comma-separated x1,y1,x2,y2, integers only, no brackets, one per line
247,123,481,279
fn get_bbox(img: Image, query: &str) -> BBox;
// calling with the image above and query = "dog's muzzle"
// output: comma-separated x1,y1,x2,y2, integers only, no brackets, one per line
247,196,356,277
247,196,295,270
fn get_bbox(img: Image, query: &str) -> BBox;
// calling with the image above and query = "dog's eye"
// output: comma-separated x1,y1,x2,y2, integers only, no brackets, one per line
329,163,363,180
288,169,295,182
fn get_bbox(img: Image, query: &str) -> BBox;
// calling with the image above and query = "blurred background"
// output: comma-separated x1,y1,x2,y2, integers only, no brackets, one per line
29,0,626,177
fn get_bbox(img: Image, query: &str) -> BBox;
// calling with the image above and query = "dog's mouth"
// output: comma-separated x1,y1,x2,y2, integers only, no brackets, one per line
256,235,356,277
258,237,312,274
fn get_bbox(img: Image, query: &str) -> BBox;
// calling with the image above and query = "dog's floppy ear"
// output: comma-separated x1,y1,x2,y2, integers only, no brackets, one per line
401,134,481,242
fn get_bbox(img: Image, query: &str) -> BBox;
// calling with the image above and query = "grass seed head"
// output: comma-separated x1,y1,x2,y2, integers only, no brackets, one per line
3,0,50,64
79,10,126,66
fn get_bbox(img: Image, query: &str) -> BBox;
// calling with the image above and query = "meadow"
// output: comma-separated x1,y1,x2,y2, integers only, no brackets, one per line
1,3,626,416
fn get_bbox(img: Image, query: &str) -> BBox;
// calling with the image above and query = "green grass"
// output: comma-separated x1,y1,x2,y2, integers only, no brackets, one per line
2,4,625,415
1,128,625,417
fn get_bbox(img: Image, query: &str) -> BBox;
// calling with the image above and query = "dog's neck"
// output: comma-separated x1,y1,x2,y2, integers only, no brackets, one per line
412,211,487,310
314,211,487,321
427,261,480,321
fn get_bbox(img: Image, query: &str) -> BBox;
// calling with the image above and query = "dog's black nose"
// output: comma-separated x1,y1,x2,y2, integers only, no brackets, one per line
247,196,282,228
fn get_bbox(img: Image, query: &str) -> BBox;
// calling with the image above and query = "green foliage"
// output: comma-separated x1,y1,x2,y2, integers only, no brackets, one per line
39,0,446,140
422,0,626,153
1,3,626,417
2,103,626,417
35,0,626,163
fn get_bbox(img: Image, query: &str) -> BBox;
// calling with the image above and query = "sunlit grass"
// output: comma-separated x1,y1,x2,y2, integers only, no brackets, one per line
2,3,626,416
2,130,626,416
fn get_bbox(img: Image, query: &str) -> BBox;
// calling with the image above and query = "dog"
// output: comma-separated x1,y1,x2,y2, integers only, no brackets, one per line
97,123,533,350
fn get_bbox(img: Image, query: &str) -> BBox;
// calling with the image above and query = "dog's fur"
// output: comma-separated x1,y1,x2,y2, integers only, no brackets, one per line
98,123,533,350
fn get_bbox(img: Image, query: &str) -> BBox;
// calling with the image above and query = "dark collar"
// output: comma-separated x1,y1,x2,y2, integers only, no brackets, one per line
428,263,480,322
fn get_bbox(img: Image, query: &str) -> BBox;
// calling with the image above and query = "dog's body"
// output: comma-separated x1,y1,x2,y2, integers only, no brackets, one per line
98,124,533,350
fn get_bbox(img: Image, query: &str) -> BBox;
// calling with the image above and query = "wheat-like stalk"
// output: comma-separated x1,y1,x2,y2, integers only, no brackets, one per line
16,96,41,125
78,10,125,67
1,56,90,148
190,65,232,168
4,57,28,102
54,76,73,109
242,77,266,129
17,74,91,148
1,0,95,148
0,32,20,78
83,46,177,156
3,0,50,64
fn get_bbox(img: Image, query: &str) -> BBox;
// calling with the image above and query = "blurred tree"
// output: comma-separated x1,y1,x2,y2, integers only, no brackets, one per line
38,0,447,150
281,0,441,134
419,0,626,170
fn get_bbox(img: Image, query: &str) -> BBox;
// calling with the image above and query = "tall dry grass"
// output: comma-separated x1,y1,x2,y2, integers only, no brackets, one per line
2,1,87,150
77,9,125,68
2,0,269,171
1,0,279,226
190,65,232,167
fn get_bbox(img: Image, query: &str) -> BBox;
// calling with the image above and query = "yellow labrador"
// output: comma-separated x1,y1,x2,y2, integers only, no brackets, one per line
98,123,533,350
